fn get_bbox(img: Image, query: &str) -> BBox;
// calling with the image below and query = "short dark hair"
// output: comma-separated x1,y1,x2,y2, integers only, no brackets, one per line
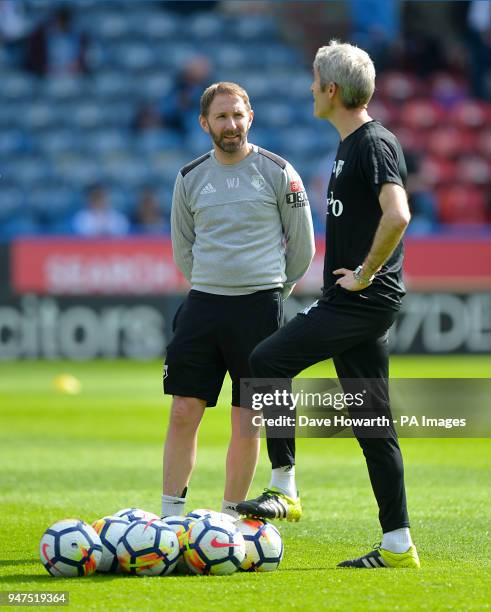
200,82,251,117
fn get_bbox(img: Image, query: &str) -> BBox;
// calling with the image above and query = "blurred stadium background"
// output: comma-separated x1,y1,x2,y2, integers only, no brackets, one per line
0,0,490,361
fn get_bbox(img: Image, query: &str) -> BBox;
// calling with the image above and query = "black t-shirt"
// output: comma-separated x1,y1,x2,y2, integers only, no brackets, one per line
323,120,407,308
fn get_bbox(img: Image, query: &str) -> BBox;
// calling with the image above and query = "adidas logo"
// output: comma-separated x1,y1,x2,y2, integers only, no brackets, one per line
200,182,216,194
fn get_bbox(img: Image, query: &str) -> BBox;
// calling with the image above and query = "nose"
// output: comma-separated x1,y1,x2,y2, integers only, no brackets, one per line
225,117,237,130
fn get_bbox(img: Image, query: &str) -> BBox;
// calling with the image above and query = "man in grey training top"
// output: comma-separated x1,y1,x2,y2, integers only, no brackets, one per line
161,81,315,519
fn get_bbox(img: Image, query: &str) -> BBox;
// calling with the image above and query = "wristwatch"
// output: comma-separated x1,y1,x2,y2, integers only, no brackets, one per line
353,265,375,285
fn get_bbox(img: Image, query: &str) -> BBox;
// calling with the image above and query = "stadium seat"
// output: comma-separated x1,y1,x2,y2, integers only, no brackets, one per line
23,102,58,130
106,185,136,214
0,130,27,156
429,72,468,108
252,100,296,128
0,186,25,222
367,98,397,126
377,71,421,103
71,101,108,129
401,99,446,130
84,129,130,156
37,129,81,157
53,155,102,186
7,156,53,185
0,215,40,238
232,72,271,100
137,73,175,100
426,126,476,159
390,125,426,155
42,76,86,101
477,129,491,160
91,71,131,99
101,153,151,187
449,100,491,130
135,130,182,156
187,13,225,40
232,15,279,41
28,185,76,222
149,150,191,185
206,42,248,70
456,156,491,185
2,72,37,101
132,10,181,39
149,42,196,70
420,156,456,186
90,12,131,39
436,184,488,224
111,41,157,71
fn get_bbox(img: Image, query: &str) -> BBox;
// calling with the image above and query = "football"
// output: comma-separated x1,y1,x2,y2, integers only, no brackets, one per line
116,519,180,576
161,515,193,574
40,519,103,577
186,508,217,521
113,508,159,522
184,517,245,575
91,515,130,572
236,518,283,572
186,508,236,523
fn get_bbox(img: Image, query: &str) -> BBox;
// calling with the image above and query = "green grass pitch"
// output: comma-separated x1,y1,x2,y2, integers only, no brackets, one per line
1,356,490,611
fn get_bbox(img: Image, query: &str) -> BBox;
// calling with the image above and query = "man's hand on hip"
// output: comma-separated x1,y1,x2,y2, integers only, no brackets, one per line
333,268,371,291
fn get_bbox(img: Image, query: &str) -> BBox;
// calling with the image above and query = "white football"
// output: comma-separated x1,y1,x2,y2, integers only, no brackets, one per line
161,515,193,574
40,519,103,577
117,519,179,576
113,508,159,522
236,518,283,572
184,517,245,575
92,515,130,572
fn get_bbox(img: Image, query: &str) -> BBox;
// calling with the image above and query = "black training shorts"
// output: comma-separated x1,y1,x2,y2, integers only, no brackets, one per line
163,288,283,407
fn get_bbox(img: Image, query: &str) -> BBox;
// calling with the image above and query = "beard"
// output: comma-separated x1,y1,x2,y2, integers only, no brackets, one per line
208,125,248,153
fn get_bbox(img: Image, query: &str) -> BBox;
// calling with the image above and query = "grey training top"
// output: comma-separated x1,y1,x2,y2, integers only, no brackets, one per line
171,144,315,297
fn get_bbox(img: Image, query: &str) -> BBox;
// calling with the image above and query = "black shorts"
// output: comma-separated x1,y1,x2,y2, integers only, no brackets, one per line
163,289,283,407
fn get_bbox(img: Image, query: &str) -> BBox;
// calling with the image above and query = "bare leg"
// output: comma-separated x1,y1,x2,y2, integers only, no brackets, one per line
163,396,206,496
224,405,260,502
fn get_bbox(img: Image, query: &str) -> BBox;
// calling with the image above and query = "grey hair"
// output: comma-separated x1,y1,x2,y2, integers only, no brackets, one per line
314,40,376,109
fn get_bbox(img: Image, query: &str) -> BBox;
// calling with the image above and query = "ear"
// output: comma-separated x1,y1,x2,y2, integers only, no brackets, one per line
328,82,337,99
248,109,254,129
199,114,209,133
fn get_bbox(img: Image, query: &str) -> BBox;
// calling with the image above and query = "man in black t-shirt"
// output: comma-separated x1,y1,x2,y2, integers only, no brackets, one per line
237,41,420,569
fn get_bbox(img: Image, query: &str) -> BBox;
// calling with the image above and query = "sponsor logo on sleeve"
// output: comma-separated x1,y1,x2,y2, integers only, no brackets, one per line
286,190,309,208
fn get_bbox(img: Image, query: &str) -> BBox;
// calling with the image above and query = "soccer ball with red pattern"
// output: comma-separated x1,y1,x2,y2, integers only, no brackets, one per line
91,515,130,572
116,519,179,576
113,508,159,522
184,517,245,575
40,519,103,577
161,515,194,574
236,518,283,572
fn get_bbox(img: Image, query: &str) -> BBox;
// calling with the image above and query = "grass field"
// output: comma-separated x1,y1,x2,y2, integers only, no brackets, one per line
1,356,490,611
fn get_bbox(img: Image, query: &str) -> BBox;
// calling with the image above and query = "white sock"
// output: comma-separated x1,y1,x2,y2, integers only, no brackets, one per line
161,494,186,518
221,500,240,519
269,465,297,499
381,528,413,553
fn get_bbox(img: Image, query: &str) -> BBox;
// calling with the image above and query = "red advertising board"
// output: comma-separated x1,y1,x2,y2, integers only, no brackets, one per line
11,238,188,294
10,236,491,295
